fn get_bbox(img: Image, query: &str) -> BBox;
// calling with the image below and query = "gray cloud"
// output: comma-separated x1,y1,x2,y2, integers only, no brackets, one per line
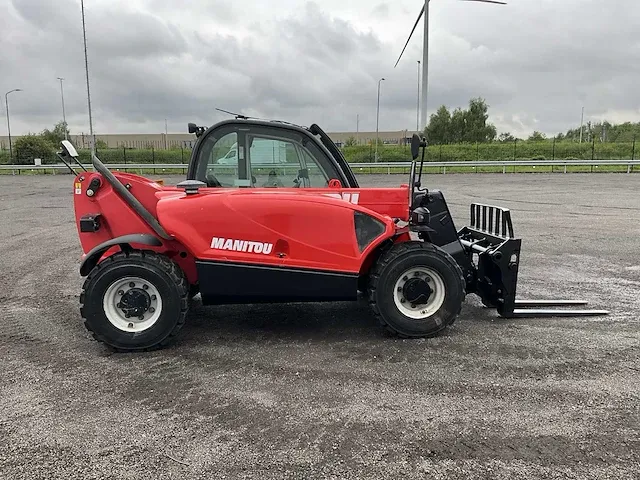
1,0,639,139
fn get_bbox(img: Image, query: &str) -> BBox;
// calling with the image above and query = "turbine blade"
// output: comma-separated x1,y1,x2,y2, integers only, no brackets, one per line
459,0,507,4
394,5,425,68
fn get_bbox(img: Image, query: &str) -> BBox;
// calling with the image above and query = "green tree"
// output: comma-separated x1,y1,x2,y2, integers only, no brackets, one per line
449,108,467,143
14,134,55,165
464,97,497,143
528,131,547,141
344,136,357,147
498,132,516,142
425,106,451,145
40,121,70,147
427,98,497,144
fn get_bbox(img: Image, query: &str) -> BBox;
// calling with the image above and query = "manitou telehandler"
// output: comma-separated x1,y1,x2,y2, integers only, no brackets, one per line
59,118,608,351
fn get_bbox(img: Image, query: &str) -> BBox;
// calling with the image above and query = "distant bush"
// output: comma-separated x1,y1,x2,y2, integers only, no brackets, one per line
14,135,56,165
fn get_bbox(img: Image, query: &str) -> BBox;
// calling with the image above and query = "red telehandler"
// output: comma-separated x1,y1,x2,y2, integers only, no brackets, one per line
57,118,607,351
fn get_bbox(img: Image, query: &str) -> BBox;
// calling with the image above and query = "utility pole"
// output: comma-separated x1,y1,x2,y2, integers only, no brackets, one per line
579,106,584,143
356,114,359,144
81,0,95,158
5,88,22,162
375,78,385,162
164,118,168,149
57,77,68,140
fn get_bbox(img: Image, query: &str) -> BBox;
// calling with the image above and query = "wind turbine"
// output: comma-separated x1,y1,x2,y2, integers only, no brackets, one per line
394,0,507,133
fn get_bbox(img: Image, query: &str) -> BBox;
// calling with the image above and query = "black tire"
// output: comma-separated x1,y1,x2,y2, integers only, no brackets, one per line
368,241,466,338
79,250,189,352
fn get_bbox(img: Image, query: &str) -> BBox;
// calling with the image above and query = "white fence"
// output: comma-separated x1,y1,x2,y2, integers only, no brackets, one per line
1,159,639,175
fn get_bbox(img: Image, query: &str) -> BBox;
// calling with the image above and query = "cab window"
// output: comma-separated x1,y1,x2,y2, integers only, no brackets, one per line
192,123,343,188
246,128,341,188
193,128,250,187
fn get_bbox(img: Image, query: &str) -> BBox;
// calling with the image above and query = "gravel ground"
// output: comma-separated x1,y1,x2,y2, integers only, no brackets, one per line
0,172,638,479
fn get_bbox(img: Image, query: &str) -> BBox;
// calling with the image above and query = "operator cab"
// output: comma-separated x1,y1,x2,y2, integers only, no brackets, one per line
186,119,359,189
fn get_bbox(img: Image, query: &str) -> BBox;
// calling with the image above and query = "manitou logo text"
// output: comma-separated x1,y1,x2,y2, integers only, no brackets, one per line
210,237,273,255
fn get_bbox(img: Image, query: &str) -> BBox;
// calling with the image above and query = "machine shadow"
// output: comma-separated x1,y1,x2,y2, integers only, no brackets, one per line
174,295,495,347
179,295,381,345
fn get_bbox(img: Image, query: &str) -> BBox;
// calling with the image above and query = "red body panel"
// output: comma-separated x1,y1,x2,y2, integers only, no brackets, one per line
72,172,199,282
73,172,412,280
156,190,398,274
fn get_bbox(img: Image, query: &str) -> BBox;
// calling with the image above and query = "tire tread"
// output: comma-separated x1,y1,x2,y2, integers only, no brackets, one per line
367,241,466,338
79,250,189,352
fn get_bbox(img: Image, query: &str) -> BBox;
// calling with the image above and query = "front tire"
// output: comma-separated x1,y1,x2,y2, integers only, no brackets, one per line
79,250,189,352
368,241,466,338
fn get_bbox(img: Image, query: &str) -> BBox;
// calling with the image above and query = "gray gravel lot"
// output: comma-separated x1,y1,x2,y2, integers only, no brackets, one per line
0,172,638,479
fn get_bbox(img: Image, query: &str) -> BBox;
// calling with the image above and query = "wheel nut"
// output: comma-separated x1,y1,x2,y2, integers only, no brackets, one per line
151,295,157,301
117,303,122,308
414,272,420,277
397,287,403,292
149,307,155,313
128,322,134,329
403,276,408,281
400,298,406,303
118,290,124,296
129,282,135,288
425,275,432,282
411,304,416,308
143,285,148,290
138,315,144,320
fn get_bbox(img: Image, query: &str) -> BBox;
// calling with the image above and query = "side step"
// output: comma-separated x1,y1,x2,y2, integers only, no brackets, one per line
501,299,609,318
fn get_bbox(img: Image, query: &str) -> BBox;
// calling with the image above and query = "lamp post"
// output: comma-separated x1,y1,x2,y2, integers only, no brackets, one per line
57,77,68,140
375,77,385,162
81,0,95,158
5,88,23,162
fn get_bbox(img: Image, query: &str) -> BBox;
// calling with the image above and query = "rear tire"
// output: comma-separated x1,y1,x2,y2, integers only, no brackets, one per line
79,250,189,352
368,241,465,338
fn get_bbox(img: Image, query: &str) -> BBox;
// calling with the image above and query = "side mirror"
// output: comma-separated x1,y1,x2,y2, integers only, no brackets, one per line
61,140,79,158
411,133,427,160
188,122,197,134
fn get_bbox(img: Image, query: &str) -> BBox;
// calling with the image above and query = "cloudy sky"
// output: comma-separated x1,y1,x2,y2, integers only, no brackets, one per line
2,0,639,138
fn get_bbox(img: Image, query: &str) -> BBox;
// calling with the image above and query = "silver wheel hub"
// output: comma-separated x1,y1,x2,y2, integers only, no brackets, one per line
103,276,162,332
393,267,446,319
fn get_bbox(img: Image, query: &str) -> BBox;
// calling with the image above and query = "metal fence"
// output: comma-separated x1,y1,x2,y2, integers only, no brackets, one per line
1,159,639,175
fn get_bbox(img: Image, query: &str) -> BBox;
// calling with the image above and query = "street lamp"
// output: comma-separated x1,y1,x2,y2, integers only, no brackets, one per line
375,77,385,162
81,0,95,157
5,88,23,162
57,77,68,140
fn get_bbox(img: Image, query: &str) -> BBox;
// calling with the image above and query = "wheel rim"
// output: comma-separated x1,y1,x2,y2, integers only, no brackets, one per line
103,276,163,333
393,266,446,319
